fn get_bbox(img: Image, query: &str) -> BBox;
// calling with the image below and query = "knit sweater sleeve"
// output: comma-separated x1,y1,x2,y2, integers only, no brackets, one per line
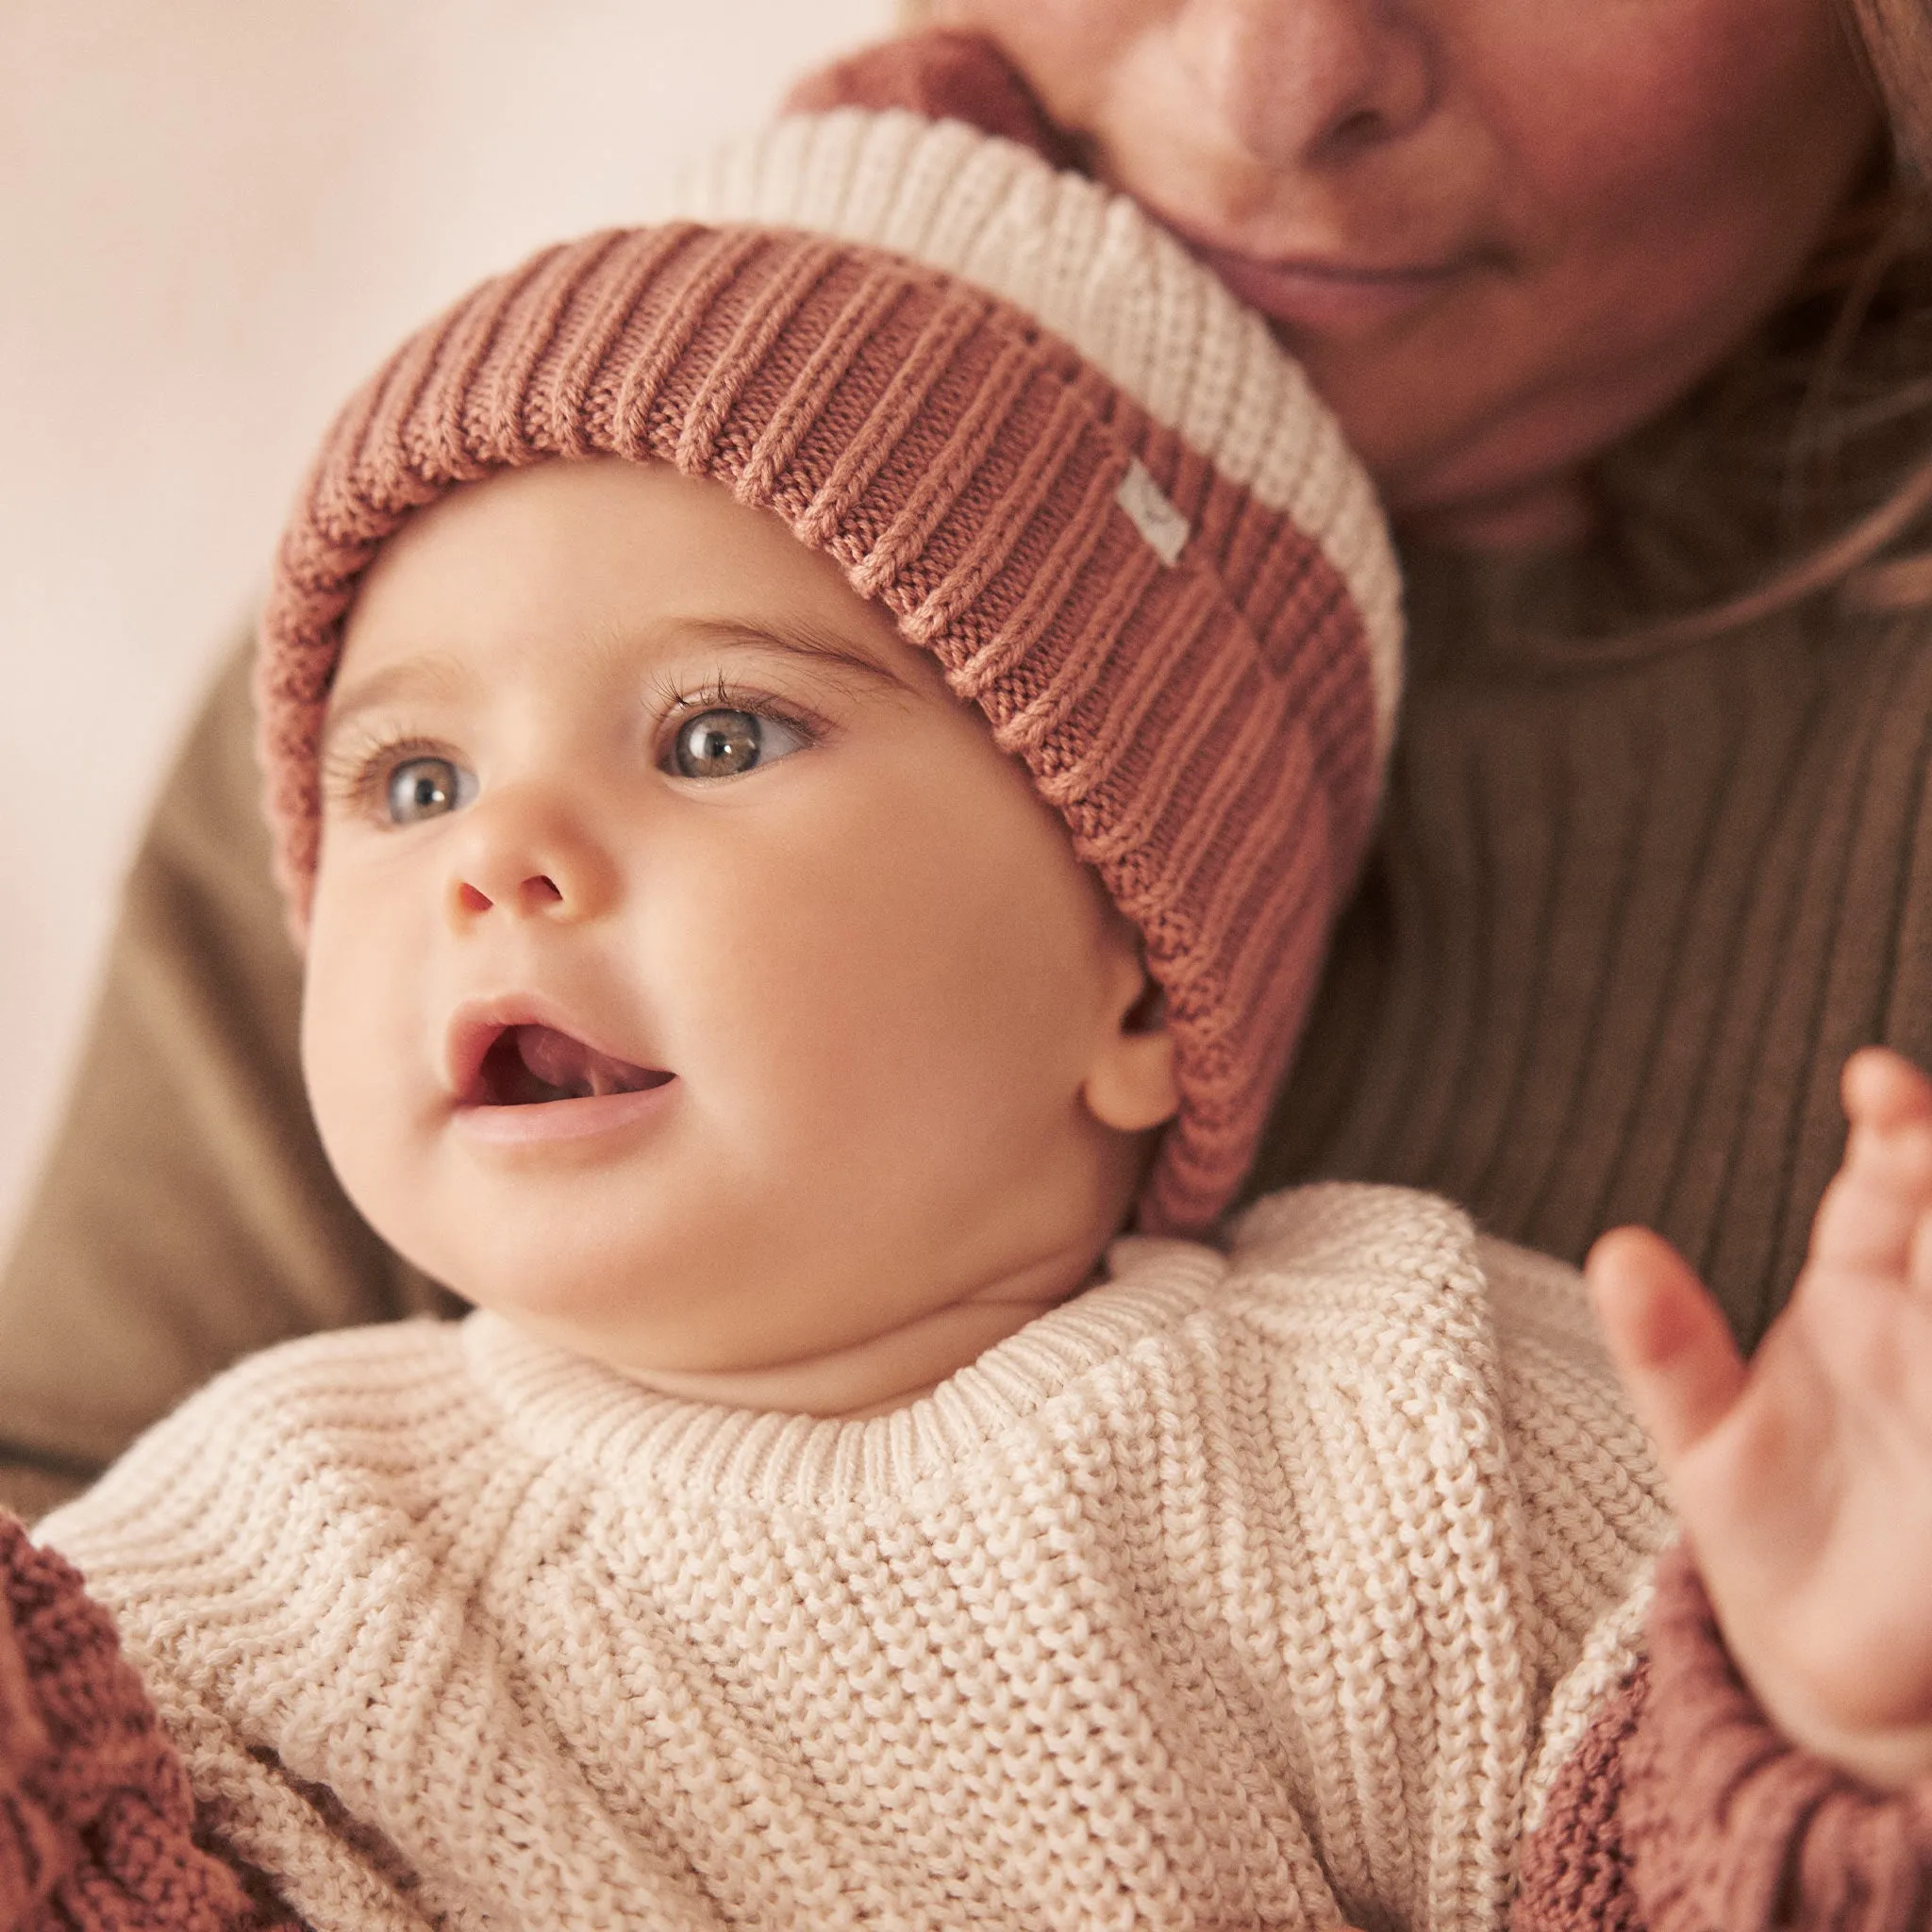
0,1511,299,1932
1514,1541,1932,1932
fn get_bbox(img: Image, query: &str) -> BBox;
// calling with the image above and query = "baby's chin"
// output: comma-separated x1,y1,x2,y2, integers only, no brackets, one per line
350,1147,1128,1416
593,1291,1070,1420
421,1238,1091,1420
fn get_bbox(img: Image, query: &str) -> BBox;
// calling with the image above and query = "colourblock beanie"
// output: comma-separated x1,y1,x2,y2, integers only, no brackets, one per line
257,108,1403,1233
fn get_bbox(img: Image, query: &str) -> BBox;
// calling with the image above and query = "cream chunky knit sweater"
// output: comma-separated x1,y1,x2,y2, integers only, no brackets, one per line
39,1186,1672,1932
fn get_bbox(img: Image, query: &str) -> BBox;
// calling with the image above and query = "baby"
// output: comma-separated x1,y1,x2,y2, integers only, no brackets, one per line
6,108,1931,1932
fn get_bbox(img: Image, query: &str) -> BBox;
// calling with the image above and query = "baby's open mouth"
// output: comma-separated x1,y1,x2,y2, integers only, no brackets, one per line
474,1024,672,1107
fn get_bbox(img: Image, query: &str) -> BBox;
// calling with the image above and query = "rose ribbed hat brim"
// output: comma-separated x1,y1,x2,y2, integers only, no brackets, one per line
657,108,1400,737
259,117,1401,1233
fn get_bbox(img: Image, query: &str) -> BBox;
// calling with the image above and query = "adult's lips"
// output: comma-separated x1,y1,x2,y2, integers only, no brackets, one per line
1143,203,1491,341
1188,239,1471,337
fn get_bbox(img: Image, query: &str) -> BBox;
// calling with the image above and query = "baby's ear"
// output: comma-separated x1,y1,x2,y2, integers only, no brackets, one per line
1083,961,1179,1134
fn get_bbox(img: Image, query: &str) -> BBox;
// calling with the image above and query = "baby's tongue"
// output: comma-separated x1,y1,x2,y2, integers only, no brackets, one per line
514,1024,654,1099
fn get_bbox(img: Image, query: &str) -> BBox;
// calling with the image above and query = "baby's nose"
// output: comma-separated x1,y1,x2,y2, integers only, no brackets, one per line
454,871,565,918
446,789,618,925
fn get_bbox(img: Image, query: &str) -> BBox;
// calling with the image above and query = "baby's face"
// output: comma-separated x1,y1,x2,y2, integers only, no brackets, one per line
302,458,1169,1407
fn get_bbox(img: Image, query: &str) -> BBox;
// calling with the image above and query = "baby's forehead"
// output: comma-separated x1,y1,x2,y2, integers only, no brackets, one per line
333,457,950,713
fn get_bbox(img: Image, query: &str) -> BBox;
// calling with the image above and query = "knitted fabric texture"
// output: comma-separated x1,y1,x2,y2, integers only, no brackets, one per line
1512,1667,1647,1932
0,1517,291,1932
42,1185,1667,1932
254,112,1401,1233
1621,1547,1932,1932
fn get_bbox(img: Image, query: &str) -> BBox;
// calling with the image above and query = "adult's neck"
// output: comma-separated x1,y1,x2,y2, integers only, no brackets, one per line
1396,470,1595,553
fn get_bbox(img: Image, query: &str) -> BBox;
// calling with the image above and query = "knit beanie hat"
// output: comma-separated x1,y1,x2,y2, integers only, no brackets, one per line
258,108,1402,1234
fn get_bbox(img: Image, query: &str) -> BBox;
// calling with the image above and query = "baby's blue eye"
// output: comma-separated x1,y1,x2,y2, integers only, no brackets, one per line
386,756,471,824
670,708,806,779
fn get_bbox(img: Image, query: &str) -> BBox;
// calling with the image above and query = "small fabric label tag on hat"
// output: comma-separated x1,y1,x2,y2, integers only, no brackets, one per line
1115,458,1190,567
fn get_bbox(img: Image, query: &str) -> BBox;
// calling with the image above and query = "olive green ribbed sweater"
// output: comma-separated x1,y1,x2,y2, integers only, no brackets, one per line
1260,552,1932,1347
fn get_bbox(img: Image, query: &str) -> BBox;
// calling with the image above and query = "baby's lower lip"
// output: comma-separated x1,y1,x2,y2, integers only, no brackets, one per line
453,1079,676,1145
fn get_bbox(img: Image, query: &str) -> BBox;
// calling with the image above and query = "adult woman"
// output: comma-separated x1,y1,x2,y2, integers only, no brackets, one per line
1,0,1926,1519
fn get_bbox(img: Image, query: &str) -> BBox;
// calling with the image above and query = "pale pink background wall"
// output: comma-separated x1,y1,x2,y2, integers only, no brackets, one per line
0,0,890,1249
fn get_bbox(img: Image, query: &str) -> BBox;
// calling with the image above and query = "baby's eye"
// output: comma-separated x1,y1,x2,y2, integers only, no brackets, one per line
386,756,474,824
668,708,807,780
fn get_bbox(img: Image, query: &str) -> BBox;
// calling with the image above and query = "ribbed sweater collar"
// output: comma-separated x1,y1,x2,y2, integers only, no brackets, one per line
462,1236,1229,1509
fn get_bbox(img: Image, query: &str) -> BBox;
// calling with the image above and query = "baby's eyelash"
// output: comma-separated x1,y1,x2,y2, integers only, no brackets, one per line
647,672,826,752
318,679,828,808
319,726,451,815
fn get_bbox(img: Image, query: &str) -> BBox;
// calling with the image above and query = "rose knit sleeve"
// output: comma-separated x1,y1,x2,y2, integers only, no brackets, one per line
1515,1542,1932,1932
0,1512,298,1932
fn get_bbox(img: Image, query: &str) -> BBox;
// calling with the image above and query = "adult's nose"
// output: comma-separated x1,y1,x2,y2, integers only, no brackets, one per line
444,785,619,929
1170,0,1437,171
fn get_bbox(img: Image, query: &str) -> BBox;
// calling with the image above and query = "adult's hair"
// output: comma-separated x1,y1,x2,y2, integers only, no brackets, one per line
1604,0,1932,647
1851,0,1932,182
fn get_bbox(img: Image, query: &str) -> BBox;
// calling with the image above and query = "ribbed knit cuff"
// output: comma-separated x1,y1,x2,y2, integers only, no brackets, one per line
1623,1542,1932,1932
0,1513,291,1932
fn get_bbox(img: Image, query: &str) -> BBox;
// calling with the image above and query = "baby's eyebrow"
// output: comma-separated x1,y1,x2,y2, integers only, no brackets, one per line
674,617,924,697
321,655,469,753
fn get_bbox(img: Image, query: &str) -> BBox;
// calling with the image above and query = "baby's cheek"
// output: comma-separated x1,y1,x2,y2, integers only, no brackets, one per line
300,870,435,1234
